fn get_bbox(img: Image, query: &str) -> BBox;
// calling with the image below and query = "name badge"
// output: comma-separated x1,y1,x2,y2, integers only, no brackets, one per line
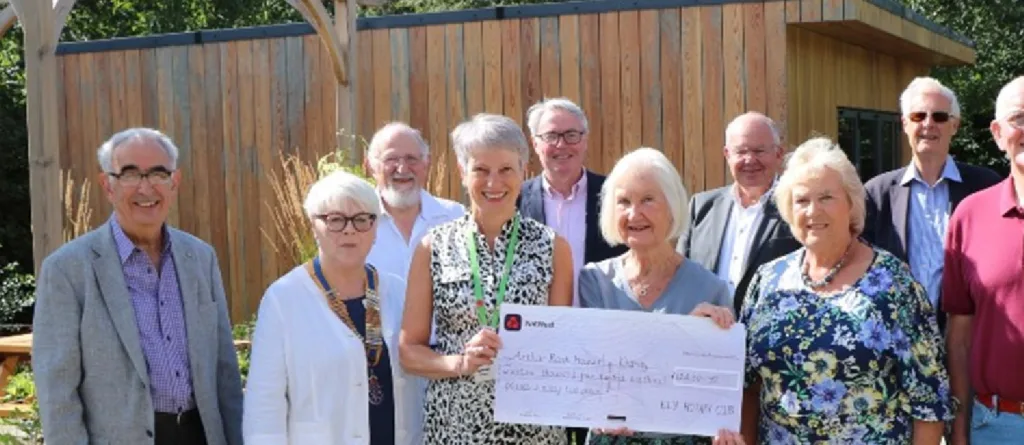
474,365,496,383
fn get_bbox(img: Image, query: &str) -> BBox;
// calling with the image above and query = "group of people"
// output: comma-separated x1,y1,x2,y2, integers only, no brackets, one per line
30,74,1023,445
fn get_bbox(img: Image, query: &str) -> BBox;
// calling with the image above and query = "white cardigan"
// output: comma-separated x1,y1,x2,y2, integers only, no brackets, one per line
242,265,425,445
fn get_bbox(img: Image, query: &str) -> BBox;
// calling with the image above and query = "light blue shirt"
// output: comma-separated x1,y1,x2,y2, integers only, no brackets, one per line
901,156,961,308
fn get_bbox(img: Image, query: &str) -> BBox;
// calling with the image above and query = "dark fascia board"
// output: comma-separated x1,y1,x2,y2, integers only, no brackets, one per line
55,0,972,55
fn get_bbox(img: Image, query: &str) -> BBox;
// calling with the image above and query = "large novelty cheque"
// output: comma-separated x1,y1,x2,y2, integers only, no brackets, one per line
494,303,746,437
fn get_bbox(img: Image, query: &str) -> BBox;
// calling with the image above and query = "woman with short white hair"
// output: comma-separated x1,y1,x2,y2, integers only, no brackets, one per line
243,170,424,445
400,113,574,444
739,137,953,444
578,147,743,445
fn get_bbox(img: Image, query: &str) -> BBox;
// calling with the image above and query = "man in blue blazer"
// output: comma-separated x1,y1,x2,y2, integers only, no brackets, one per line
516,98,626,445
33,128,243,445
863,77,1001,332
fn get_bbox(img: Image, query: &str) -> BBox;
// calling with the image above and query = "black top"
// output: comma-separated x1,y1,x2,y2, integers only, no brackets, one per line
344,297,395,445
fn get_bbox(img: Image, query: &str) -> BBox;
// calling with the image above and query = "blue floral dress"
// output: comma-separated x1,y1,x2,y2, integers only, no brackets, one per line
739,247,954,444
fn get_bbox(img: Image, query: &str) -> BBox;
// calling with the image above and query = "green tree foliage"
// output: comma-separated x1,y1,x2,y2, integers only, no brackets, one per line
902,0,1024,175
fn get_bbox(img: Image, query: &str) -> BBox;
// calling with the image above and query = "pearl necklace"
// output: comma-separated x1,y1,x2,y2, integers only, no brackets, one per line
801,240,855,289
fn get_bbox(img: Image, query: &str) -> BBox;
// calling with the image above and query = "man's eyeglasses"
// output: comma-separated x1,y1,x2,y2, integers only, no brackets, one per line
535,130,585,145
727,146,775,158
908,111,953,123
314,212,377,232
379,154,423,168
107,167,174,187
1002,110,1024,129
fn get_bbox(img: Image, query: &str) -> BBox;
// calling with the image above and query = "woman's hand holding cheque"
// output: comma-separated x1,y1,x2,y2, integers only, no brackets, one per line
457,327,502,375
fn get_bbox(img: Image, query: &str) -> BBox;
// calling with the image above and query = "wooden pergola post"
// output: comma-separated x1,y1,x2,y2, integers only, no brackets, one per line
284,0,384,165
1,0,78,272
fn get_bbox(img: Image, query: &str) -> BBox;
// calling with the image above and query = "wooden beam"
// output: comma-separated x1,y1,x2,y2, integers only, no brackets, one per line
284,0,348,85
8,0,64,271
0,6,14,39
1,0,78,43
334,0,360,163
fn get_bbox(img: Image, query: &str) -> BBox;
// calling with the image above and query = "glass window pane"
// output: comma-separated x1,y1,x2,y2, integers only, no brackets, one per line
858,117,877,180
838,114,857,165
880,120,896,172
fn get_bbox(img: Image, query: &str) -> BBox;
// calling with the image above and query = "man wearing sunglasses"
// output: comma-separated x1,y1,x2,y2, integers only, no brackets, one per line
863,77,1001,333
33,128,243,445
516,97,627,445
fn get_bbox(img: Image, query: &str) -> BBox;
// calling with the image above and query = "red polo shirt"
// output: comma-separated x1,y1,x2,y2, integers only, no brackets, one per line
942,176,1024,401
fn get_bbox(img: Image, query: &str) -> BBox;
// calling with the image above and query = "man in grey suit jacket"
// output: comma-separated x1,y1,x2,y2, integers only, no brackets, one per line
862,77,1001,332
676,112,801,315
33,128,243,445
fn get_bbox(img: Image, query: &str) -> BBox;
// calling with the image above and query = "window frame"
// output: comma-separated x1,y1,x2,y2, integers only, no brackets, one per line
837,107,903,181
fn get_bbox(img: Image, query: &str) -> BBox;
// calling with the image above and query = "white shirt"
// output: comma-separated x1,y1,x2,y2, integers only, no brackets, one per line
367,189,465,345
715,185,773,295
243,267,423,445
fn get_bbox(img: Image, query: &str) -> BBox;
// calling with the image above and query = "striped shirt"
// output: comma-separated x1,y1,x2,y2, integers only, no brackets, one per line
901,157,961,308
110,216,194,413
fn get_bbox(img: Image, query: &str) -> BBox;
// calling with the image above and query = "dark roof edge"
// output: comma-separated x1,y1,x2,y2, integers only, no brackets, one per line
55,0,973,55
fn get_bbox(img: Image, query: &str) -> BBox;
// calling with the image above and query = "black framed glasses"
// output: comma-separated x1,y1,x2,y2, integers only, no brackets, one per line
907,111,952,123
535,130,585,145
314,212,377,232
107,167,174,187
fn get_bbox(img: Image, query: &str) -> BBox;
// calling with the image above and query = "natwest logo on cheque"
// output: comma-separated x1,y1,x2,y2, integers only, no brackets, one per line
503,314,555,331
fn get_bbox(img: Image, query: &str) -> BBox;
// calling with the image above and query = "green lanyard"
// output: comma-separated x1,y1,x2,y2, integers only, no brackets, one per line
466,215,520,328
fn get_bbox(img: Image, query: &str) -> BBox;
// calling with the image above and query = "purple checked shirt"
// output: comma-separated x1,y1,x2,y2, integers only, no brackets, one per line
110,217,194,413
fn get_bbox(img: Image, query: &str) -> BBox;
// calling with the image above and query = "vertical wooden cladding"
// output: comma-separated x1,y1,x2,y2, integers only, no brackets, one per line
53,0,809,320
56,36,341,321
785,26,928,157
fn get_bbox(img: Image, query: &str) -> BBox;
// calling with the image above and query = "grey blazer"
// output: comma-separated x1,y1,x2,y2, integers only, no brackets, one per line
32,222,244,445
675,186,801,315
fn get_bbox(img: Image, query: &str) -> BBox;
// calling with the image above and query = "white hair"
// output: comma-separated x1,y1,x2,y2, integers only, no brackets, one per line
724,111,782,146
367,121,430,158
303,170,382,219
526,97,589,136
451,113,530,170
994,76,1024,120
599,147,689,246
97,127,179,172
773,137,867,236
899,77,962,118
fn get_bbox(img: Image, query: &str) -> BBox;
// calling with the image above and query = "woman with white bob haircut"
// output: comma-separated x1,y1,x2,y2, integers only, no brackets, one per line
578,147,744,445
739,137,953,444
400,113,573,444
243,170,423,445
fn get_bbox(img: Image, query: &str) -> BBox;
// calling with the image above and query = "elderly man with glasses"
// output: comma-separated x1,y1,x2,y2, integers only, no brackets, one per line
676,111,800,316
33,127,244,445
863,77,1000,333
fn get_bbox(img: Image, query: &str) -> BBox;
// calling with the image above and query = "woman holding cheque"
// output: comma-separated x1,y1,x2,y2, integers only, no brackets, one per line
399,113,575,444
576,148,745,445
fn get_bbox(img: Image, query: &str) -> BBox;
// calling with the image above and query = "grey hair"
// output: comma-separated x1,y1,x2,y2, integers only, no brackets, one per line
303,170,382,220
724,111,782,146
599,147,689,246
526,97,589,136
367,121,430,159
994,76,1024,120
451,113,530,170
899,77,962,118
97,127,179,173
773,137,867,237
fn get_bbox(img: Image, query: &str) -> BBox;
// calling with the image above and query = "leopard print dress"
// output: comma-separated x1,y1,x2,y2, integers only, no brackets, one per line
424,212,567,445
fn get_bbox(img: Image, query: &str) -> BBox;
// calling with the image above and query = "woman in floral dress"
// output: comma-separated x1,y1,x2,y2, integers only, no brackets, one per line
739,137,954,444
